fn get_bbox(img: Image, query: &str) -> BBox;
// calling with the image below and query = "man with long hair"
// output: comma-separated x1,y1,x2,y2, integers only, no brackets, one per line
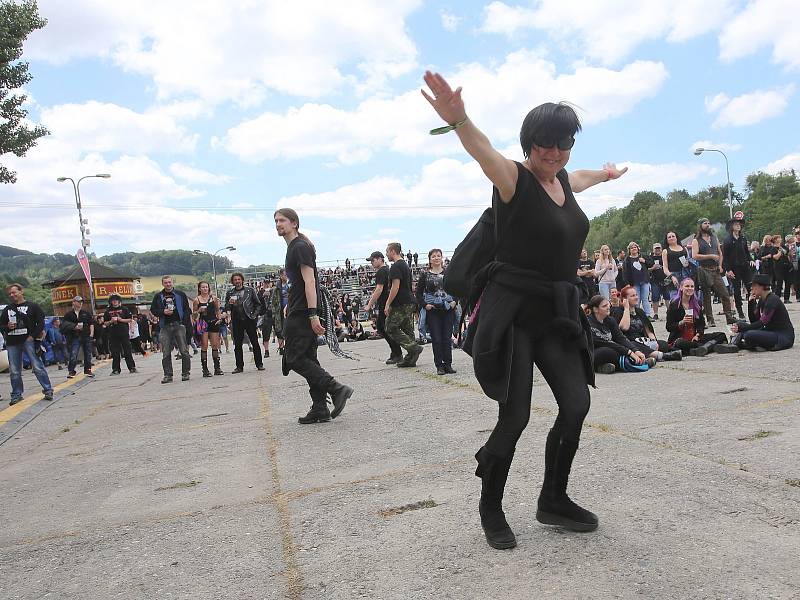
223,272,265,373
274,207,353,424
691,218,736,327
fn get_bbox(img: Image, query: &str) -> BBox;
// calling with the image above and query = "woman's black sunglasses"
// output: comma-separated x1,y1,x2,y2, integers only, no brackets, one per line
533,136,575,151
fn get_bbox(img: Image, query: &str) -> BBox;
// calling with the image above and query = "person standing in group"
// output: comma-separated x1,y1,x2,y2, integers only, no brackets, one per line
577,248,597,300
722,211,753,319
0,284,54,405
61,295,94,378
224,273,265,373
384,242,424,368
193,281,224,377
621,242,653,317
416,248,457,375
47,318,68,370
785,235,799,302
691,218,735,326
363,251,403,364
662,230,692,300
594,244,617,300
422,71,627,549
648,243,666,319
258,281,275,358
103,294,137,375
771,235,792,302
274,207,353,424
270,270,288,356
150,276,192,383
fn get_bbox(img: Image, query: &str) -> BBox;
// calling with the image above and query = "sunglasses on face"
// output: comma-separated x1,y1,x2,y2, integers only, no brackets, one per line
533,135,575,151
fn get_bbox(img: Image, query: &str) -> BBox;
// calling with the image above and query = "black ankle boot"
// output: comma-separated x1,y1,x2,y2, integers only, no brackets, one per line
475,447,517,549
536,431,598,532
212,352,224,375
328,380,353,419
662,350,682,361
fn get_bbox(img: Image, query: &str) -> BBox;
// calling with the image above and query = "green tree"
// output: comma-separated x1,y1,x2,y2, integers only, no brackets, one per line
0,0,48,183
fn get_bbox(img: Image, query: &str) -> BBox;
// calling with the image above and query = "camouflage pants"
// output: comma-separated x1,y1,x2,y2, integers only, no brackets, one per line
386,304,420,352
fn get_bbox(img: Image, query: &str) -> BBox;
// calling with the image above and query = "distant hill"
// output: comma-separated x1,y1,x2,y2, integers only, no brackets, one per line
0,245,34,258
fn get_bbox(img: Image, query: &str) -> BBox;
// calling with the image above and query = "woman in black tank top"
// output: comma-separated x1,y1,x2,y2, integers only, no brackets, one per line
661,230,692,300
423,70,628,550
193,281,224,377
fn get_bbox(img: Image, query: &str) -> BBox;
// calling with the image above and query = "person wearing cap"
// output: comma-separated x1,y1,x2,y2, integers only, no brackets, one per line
722,211,753,319
731,274,794,351
691,218,736,327
648,243,665,319
61,295,95,378
363,250,403,363
103,294,137,375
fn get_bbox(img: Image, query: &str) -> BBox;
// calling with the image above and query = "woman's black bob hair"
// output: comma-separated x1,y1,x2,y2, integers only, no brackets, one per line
520,102,581,158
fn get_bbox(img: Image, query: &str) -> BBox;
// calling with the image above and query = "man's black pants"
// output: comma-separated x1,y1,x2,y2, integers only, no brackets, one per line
232,315,263,369
376,309,402,359
283,314,333,411
109,334,136,372
729,265,752,314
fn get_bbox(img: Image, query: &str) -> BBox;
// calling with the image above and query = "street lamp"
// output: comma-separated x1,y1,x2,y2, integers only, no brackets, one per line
693,147,733,220
57,174,111,313
193,246,236,294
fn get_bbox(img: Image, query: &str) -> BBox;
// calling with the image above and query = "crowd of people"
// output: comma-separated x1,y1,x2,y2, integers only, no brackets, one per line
583,212,796,373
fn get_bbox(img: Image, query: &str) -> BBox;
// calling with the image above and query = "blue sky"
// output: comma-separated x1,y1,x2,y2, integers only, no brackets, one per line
5,0,799,268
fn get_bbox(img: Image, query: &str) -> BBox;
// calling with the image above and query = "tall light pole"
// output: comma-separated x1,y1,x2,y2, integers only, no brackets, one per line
193,246,235,295
57,174,111,313
693,147,733,220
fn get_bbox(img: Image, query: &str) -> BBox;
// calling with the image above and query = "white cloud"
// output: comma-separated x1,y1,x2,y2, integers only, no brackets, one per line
225,52,668,163
40,101,199,154
28,0,422,105
169,163,232,185
761,152,800,174
0,139,278,265
690,140,742,153
719,0,800,70
480,0,736,64
440,9,462,32
706,86,794,128
274,157,714,221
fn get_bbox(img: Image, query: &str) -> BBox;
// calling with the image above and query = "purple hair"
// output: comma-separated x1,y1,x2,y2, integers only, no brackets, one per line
671,277,701,315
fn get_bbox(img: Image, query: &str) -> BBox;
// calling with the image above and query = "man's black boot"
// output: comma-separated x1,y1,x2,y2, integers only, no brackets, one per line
475,446,517,550
536,431,598,532
328,380,353,419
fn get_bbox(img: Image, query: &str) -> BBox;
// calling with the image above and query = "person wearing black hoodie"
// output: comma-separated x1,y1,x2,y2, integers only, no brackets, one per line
731,274,794,351
103,294,137,375
586,295,650,373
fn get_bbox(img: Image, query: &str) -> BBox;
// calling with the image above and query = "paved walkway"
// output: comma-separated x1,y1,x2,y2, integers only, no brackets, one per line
1,313,799,599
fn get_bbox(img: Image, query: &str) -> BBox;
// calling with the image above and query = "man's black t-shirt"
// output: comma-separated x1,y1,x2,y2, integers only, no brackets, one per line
162,292,181,324
104,306,131,337
0,301,45,346
578,258,594,285
388,259,414,306
375,265,390,308
285,237,318,316
649,253,665,282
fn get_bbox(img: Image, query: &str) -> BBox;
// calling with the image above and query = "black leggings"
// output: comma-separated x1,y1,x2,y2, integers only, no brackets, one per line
485,327,590,458
671,332,728,355
593,346,624,369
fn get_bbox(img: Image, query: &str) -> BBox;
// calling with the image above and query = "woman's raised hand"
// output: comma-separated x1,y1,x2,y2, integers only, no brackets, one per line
422,71,467,125
603,162,629,180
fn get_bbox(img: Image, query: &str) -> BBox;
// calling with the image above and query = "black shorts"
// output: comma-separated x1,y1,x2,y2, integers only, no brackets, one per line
199,318,221,334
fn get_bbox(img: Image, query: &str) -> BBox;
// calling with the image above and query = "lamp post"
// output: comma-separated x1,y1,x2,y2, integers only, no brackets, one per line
193,246,236,295
693,147,733,220
57,174,111,313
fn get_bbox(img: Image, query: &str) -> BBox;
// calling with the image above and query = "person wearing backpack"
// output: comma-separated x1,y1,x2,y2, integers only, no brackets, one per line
423,71,627,550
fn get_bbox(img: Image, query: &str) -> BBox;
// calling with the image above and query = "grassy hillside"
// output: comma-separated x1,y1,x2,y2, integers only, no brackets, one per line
139,274,202,292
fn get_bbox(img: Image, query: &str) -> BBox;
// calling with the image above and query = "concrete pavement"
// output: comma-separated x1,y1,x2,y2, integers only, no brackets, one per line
1,313,799,599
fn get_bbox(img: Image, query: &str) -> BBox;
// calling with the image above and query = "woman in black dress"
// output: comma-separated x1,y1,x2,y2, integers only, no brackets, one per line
422,71,627,549
193,281,224,376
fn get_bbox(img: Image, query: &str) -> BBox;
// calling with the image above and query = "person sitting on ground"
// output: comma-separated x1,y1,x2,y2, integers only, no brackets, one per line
611,286,682,362
586,294,653,374
665,278,737,357
730,274,794,351
347,319,368,342
609,287,621,308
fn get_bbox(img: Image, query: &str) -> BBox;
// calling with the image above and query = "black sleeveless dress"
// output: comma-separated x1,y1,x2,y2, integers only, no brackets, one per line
197,297,221,333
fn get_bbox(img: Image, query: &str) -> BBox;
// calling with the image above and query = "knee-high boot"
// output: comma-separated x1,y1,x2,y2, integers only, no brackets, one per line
536,430,598,532
475,446,517,549
212,349,224,375
201,350,212,377
689,337,719,357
